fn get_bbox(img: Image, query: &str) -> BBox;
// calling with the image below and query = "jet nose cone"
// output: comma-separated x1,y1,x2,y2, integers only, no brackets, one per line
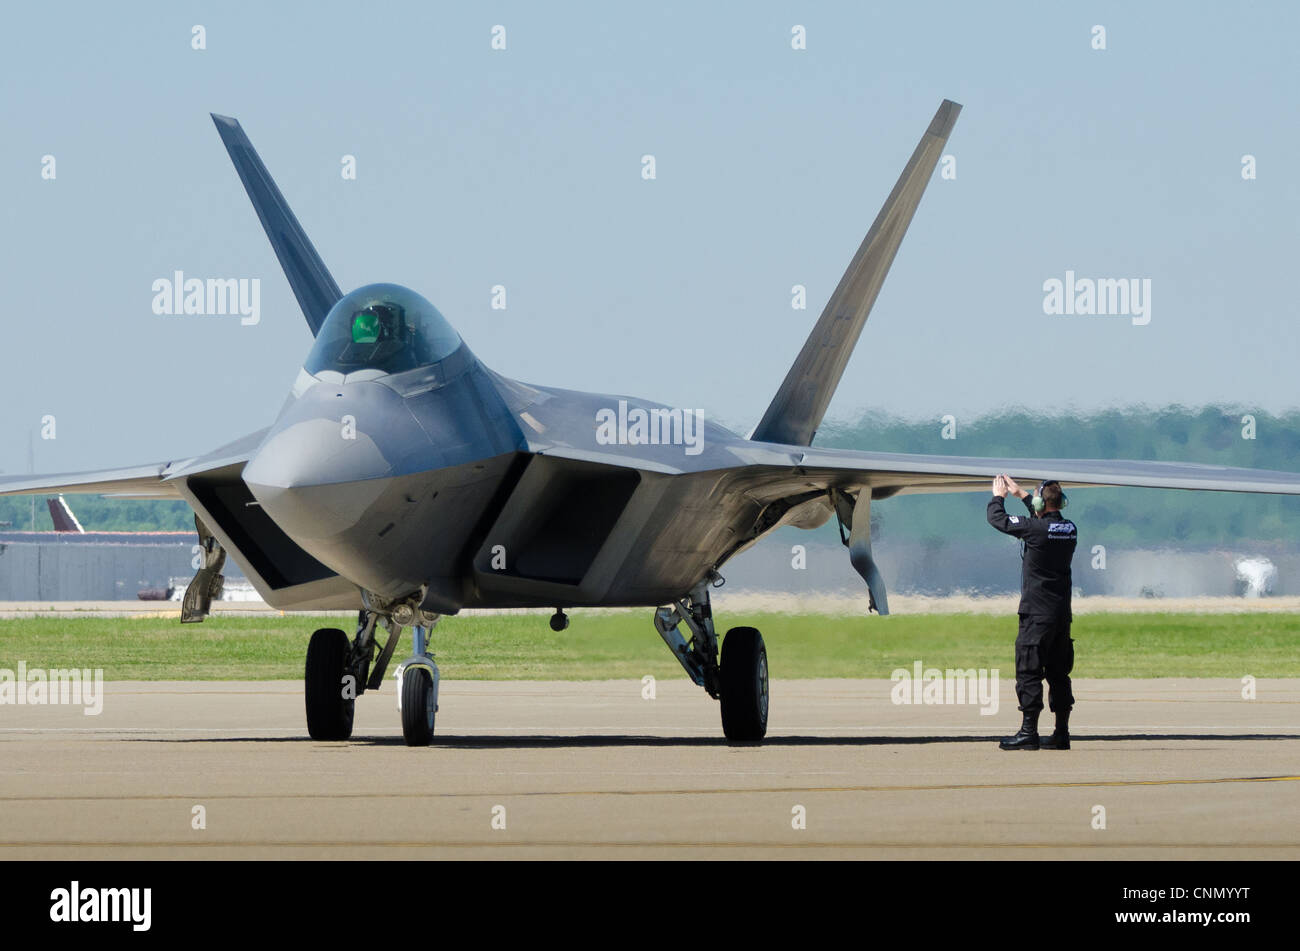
246,414,391,491
244,416,393,540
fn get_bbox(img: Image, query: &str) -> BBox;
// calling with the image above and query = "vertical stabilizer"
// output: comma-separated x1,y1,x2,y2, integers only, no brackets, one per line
751,99,961,447
211,114,343,335
47,495,85,533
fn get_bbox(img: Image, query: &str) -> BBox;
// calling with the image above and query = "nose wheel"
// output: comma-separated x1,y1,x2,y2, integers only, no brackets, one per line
394,621,440,747
399,666,437,746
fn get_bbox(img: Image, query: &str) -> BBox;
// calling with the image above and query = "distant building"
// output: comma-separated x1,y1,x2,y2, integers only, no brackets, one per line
0,530,247,601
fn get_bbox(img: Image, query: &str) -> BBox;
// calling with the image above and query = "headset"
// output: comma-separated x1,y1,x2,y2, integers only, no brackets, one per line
1031,479,1068,513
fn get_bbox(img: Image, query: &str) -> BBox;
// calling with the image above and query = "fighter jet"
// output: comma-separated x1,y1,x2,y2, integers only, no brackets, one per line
6,100,1300,745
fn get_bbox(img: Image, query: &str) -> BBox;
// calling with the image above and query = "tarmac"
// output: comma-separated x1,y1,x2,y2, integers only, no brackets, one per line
2,677,1297,859
7,594,1300,618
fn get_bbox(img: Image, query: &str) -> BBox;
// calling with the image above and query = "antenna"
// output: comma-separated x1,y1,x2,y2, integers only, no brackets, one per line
27,428,34,531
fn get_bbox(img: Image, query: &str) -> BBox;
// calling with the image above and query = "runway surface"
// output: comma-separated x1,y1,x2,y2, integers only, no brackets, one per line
7,595,1300,617
2,678,1297,859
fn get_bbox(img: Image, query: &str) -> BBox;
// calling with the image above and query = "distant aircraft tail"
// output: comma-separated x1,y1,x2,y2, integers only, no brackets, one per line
750,99,961,447
210,114,343,335
47,495,85,533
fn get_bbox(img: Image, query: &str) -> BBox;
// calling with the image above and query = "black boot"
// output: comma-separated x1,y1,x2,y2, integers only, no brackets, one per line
999,710,1040,750
1041,709,1071,750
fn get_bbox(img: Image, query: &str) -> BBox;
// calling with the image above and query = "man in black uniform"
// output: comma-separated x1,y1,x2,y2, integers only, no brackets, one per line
986,474,1077,751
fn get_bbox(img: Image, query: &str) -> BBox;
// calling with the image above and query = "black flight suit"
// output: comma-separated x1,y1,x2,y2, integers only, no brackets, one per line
986,495,1077,714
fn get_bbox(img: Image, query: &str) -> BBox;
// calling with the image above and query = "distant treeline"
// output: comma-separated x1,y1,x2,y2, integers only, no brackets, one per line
3,404,1298,544
817,404,1300,546
0,496,192,533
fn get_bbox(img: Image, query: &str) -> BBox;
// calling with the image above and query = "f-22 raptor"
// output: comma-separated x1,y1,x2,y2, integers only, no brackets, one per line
7,100,1300,745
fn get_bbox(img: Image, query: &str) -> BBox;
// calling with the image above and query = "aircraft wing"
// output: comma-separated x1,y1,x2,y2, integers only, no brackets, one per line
712,444,1300,614
0,428,270,502
0,463,183,500
755,445,1300,498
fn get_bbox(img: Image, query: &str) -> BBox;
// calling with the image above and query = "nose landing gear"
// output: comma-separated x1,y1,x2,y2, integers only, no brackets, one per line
395,621,440,746
303,595,440,746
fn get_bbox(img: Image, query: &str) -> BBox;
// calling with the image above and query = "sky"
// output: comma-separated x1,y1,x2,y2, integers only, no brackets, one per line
2,1,1298,476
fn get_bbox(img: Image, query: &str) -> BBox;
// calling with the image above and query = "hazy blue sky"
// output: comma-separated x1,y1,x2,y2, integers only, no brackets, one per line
3,1,1298,475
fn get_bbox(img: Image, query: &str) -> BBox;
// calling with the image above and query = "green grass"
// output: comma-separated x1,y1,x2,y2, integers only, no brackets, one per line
0,611,1296,680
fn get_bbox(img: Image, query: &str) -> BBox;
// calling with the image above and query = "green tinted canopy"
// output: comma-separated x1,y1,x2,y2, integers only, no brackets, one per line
351,311,380,344
305,284,463,377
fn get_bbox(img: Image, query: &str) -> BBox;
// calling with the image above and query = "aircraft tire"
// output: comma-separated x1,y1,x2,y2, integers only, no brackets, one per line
720,626,768,742
400,667,436,747
305,627,355,740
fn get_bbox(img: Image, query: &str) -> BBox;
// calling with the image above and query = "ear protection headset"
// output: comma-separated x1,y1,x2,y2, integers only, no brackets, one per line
1031,479,1068,513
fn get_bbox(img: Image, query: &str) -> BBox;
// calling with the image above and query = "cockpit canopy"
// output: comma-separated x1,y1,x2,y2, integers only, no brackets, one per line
304,283,462,377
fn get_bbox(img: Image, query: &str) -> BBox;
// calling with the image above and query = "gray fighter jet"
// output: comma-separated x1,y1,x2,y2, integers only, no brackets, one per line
7,100,1300,745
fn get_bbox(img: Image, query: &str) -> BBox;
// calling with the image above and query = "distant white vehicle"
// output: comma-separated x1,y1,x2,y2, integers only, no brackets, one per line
1234,557,1277,598
167,577,261,602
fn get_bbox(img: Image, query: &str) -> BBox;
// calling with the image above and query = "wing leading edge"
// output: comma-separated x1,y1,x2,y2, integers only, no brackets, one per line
0,463,181,500
0,428,271,503
780,447,1300,498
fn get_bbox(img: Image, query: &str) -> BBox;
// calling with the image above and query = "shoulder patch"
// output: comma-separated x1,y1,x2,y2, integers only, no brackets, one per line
1008,515,1020,524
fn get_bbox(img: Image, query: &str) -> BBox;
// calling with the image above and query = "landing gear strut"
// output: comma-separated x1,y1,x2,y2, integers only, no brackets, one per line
654,572,768,742
181,515,226,623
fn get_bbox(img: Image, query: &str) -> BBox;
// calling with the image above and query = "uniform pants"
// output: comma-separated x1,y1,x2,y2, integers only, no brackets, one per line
1015,614,1074,714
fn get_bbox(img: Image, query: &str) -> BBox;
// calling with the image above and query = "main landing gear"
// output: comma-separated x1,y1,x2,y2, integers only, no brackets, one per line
654,573,769,742
304,598,440,747
305,580,770,747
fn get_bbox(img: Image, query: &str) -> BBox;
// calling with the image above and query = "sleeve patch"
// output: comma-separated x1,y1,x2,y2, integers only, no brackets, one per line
1008,516,1020,524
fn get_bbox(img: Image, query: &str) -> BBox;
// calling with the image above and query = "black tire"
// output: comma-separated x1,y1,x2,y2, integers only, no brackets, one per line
719,626,768,742
401,667,436,747
305,627,355,740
